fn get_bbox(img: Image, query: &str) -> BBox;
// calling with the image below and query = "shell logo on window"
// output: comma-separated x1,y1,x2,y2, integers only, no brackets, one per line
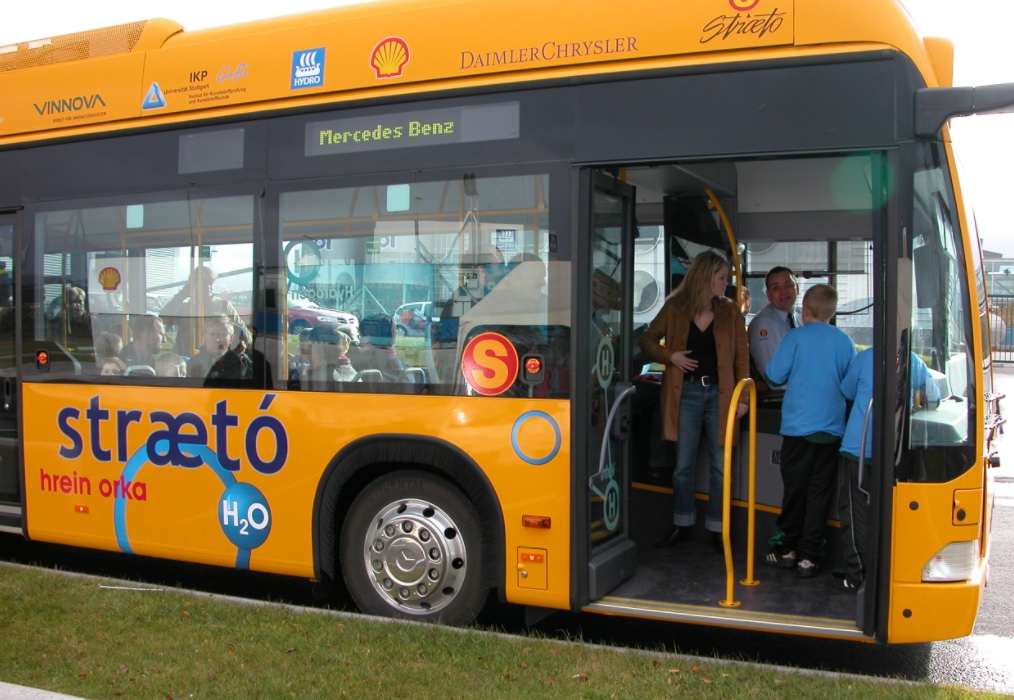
98,267,122,291
371,37,410,79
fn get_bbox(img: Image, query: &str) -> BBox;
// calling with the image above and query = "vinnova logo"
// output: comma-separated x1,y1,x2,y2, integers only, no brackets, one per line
34,94,107,115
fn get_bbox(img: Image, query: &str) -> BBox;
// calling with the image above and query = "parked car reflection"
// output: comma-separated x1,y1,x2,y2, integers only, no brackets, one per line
394,301,437,337
225,290,359,338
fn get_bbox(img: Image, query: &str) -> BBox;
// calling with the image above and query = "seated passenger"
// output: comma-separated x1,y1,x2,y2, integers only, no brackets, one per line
119,315,166,369
155,353,188,378
351,314,406,381
187,315,252,386
238,325,273,389
48,285,92,347
99,359,125,376
94,331,124,372
300,326,356,390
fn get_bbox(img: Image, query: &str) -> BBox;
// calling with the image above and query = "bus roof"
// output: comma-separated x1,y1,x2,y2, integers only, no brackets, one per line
0,0,947,144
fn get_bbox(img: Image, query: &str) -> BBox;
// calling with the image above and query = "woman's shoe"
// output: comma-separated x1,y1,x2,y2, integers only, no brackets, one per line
653,526,689,548
711,531,725,553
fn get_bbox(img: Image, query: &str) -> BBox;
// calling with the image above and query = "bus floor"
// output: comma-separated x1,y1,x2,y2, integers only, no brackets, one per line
612,483,859,624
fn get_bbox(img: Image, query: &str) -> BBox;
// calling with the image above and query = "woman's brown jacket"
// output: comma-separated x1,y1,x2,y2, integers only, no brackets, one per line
637,295,749,446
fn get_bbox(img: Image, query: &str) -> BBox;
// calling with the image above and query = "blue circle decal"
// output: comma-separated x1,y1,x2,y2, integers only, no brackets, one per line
511,411,562,466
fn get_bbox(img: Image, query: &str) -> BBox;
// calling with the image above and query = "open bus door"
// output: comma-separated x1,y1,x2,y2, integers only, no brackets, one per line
0,212,20,530
579,171,638,602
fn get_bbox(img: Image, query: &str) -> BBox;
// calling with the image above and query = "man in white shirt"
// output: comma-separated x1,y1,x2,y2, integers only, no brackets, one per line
748,266,801,388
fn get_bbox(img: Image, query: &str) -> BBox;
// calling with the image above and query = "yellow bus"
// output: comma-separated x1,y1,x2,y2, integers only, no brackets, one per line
0,0,1009,643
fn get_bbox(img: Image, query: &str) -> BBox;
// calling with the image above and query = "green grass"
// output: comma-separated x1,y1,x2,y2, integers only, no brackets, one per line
0,564,999,700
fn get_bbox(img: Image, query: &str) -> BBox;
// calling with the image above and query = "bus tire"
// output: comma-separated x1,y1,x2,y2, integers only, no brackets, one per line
339,470,486,626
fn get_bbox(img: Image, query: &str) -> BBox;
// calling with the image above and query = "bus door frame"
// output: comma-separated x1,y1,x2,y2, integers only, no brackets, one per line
0,210,23,529
573,169,638,607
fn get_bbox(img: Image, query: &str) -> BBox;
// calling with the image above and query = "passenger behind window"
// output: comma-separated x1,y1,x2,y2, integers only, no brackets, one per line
119,315,166,369
352,314,406,382
161,265,247,357
187,315,251,387
288,327,314,389
99,359,124,376
94,331,124,374
238,325,273,389
155,353,187,378
299,326,356,391
48,285,92,350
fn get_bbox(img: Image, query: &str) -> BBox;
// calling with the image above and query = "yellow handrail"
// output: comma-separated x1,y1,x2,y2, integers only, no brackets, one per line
718,377,759,608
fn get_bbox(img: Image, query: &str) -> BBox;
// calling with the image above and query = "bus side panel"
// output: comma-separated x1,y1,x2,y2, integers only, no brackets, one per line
22,383,572,606
889,480,985,642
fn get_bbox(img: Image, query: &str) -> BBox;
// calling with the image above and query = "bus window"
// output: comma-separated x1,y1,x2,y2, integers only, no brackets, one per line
278,170,569,396
30,194,255,380
906,144,976,481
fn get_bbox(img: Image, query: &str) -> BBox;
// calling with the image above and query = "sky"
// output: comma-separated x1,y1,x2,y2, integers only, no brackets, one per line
3,0,1014,256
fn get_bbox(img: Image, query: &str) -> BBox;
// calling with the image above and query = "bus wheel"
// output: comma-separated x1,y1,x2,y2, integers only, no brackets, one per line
340,471,485,626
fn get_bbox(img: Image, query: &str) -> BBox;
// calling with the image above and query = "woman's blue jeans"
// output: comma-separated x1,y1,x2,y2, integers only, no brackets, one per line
671,381,726,533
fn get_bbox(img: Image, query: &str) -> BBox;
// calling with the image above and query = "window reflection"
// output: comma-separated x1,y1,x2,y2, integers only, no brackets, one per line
278,171,570,396
33,194,255,384
905,145,976,482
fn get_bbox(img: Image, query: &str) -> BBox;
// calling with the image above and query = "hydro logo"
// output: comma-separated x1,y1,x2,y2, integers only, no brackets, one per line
291,48,326,90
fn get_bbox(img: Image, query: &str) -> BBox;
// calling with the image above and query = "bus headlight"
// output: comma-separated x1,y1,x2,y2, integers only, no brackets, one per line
922,540,979,582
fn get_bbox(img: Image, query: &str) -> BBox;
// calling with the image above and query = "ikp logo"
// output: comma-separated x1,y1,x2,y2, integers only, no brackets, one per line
291,48,325,90
728,0,761,9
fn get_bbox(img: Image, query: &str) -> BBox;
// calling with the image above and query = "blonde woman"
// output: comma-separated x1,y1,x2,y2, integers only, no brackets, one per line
638,251,749,550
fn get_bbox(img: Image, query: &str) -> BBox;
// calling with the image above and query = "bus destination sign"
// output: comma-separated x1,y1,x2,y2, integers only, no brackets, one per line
305,102,520,156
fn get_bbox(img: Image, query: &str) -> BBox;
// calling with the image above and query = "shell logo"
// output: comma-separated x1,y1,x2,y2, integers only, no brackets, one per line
98,266,122,292
461,332,519,396
371,37,410,79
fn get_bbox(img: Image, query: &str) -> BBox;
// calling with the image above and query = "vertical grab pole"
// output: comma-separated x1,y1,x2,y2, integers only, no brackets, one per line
741,379,759,587
719,377,757,607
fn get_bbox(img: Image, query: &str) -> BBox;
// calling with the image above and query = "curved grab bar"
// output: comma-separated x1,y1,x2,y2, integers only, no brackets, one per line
589,382,637,488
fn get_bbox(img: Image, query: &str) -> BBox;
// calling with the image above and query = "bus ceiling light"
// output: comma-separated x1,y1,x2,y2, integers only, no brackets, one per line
923,540,979,582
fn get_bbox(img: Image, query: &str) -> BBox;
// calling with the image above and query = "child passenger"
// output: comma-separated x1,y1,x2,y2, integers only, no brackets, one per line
762,284,856,578
832,348,940,592
155,352,188,378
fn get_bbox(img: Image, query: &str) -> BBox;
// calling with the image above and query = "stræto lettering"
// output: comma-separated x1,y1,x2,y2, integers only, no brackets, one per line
700,9,786,43
57,395,288,475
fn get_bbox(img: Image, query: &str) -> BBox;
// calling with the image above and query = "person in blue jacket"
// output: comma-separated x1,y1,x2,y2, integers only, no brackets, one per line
832,347,940,592
763,284,856,578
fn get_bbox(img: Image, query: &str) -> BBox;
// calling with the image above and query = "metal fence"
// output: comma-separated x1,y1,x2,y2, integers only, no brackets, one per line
990,293,1014,364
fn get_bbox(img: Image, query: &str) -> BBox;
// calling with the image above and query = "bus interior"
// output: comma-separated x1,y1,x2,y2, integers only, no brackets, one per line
588,149,976,636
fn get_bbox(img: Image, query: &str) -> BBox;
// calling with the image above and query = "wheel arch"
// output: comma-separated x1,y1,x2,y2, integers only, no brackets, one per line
312,434,504,596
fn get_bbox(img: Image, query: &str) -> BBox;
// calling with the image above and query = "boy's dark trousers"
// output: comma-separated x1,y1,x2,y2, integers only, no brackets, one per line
775,435,840,562
836,454,870,582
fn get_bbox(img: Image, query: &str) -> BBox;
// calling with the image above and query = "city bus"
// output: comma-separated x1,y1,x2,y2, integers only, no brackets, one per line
0,0,1009,644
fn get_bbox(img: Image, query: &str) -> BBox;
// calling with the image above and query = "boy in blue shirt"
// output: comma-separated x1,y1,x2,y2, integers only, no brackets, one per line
833,348,940,592
763,284,856,578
